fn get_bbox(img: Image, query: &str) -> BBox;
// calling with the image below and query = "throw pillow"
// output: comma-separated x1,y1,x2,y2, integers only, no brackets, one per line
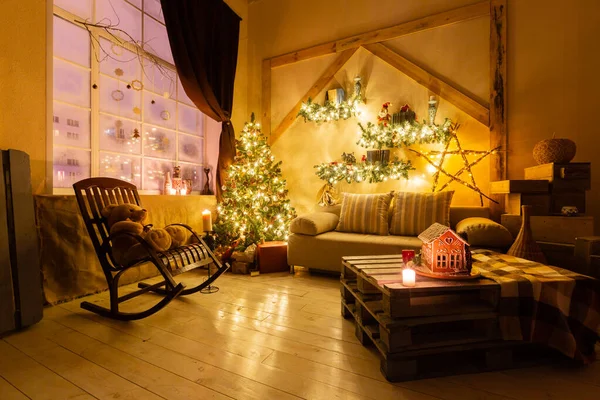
290,212,339,236
389,191,454,236
456,217,513,248
336,192,393,236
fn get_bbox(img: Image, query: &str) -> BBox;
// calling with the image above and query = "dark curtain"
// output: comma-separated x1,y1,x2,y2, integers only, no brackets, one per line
161,0,241,201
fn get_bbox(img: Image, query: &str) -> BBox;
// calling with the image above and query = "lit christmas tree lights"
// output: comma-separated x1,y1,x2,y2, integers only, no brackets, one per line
214,114,296,249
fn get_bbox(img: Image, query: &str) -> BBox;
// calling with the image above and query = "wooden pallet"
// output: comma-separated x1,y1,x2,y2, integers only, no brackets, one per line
342,255,500,318
341,279,500,352
339,255,554,381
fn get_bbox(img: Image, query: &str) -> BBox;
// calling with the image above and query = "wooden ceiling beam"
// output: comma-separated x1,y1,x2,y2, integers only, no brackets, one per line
268,1,490,68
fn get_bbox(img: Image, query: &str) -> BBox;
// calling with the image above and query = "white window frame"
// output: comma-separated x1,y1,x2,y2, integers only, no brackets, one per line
50,0,208,195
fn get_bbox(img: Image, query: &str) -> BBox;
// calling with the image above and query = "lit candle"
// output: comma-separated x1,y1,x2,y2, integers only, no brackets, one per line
202,209,213,232
169,188,177,195
179,188,187,196
402,268,416,287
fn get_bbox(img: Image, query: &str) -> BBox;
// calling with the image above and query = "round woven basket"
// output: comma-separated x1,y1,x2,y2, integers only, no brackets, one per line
533,137,576,165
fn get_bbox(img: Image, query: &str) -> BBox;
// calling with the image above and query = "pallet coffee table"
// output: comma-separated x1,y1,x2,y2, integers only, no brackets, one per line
341,254,542,381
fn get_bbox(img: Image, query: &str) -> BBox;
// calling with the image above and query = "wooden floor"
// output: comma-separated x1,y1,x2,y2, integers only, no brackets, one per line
2,269,600,400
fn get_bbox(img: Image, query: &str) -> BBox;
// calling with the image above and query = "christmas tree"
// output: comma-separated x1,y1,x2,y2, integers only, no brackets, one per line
214,114,296,250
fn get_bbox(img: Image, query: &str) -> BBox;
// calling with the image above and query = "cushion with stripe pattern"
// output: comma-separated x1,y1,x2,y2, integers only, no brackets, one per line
335,192,393,236
389,191,454,236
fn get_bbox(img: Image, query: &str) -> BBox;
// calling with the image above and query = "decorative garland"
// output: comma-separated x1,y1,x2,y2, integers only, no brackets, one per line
356,118,454,149
315,153,414,184
297,76,363,124
297,96,362,123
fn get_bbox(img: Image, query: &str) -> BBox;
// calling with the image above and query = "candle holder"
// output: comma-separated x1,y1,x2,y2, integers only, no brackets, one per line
200,230,219,294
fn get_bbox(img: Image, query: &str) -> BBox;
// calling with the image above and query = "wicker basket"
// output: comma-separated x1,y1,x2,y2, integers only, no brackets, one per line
533,137,576,165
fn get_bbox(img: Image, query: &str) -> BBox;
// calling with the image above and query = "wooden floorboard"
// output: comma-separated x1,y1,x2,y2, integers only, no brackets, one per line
1,269,599,400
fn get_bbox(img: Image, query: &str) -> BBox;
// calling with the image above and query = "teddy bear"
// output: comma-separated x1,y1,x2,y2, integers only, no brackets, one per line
101,204,188,265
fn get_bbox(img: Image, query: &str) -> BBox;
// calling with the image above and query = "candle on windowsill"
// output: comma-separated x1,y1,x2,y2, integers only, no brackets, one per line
202,209,213,232
402,268,416,287
169,188,177,195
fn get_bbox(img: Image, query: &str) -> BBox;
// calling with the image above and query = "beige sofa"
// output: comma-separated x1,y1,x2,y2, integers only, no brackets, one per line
288,205,490,273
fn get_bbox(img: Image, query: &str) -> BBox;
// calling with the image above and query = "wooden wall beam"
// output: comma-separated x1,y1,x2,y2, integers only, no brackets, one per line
364,43,490,126
270,48,359,144
261,59,272,136
337,1,490,52
270,42,337,69
489,0,508,220
268,1,490,69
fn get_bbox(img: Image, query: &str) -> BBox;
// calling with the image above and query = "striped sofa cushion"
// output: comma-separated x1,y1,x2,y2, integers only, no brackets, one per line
389,191,454,236
336,192,393,236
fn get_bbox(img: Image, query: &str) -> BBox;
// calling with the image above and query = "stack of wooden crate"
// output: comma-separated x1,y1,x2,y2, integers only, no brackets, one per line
339,255,534,382
491,162,594,268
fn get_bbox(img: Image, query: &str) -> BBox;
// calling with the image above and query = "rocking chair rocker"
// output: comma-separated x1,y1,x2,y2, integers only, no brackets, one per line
73,177,229,320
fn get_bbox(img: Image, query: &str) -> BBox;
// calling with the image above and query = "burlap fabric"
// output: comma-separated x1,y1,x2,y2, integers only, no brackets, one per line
35,194,216,305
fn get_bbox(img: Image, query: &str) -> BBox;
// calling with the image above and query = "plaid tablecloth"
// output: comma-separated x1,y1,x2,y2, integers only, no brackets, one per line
473,249,600,363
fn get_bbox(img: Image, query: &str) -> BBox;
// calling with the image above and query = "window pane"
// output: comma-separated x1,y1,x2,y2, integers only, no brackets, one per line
54,0,93,20
178,103,202,136
99,113,142,154
53,102,91,148
178,134,203,164
54,16,90,67
176,76,194,106
143,159,174,191
142,125,176,159
98,38,141,84
128,0,142,8
99,75,141,120
99,152,141,186
143,15,173,64
95,0,142,44
180,163,203,192
143,58,176,97
54,58,90,106
143,90,176,129
53,147,91,188
144,0,164,23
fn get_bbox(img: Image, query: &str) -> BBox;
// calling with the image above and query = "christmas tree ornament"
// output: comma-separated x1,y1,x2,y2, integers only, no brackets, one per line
151,99,156,104
213,113,296,250
132,106,141,115
114,68,124,77
131,128,140,140
160,110,171,120
163,91,170,99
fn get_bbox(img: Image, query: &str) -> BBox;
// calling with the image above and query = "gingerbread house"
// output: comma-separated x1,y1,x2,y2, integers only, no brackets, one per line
418,223,472,275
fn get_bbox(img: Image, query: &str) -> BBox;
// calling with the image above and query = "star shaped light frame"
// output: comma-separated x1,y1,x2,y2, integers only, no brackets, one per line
409,125,500,206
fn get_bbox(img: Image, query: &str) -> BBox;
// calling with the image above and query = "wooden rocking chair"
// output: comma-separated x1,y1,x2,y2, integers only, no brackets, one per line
73,177,229,320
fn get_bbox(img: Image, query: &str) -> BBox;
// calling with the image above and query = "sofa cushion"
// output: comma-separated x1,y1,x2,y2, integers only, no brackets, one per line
290,212,339,236
336,192,393,236
389,191,454,236
287,231,422,272
456,217,513,248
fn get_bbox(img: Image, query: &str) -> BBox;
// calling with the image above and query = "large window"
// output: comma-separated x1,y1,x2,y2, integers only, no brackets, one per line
52,0,205,193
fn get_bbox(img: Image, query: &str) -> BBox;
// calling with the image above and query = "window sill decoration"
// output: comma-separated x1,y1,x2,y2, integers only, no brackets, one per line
297,76,363,123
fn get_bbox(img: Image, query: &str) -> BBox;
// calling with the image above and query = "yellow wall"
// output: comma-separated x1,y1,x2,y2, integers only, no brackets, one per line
0,0,49,193
249,0,600,232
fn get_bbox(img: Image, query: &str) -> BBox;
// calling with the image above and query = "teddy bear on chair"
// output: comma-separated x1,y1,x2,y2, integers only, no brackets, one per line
101,204,188,266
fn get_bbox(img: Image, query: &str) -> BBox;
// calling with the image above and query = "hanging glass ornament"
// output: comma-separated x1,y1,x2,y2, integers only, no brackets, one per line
114,68,124,77
130,80,143,91
160,110,171,120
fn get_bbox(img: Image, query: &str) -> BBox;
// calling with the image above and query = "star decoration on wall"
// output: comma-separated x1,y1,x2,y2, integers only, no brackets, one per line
409,126,500,205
